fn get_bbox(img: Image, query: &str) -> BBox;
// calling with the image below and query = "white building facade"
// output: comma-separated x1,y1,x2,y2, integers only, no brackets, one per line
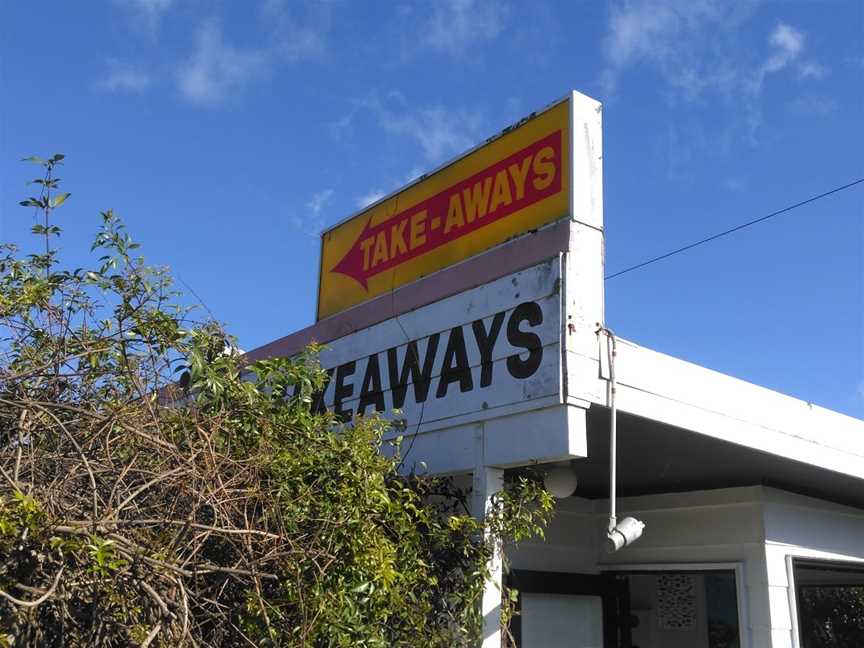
248,91,864,647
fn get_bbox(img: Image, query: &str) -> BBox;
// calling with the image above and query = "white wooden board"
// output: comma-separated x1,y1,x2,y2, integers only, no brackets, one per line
300,257,564,432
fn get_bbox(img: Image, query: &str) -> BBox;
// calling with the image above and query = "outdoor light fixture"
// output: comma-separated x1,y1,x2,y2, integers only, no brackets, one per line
606,516,645,553
598,325,647,553
543,466,578,499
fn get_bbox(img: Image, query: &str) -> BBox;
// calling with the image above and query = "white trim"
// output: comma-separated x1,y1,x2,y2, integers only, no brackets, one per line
775,547,864,567
568,90,575,226
600,561,750,648
786,555,801,648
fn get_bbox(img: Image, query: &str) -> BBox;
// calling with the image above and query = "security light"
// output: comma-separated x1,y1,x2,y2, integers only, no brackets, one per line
543,466,578,499
606,516,645,553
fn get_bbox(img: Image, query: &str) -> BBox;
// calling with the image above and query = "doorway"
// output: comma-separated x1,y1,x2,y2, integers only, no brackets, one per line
509,567,742,648
508,570,630,648
613,570,741,648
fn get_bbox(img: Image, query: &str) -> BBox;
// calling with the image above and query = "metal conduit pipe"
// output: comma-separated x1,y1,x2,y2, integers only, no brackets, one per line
596,325,645,552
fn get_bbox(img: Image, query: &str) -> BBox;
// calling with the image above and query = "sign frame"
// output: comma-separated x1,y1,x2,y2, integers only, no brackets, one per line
315,93,575,321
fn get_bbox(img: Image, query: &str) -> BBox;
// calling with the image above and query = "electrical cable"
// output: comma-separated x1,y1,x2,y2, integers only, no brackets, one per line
604,177,864,280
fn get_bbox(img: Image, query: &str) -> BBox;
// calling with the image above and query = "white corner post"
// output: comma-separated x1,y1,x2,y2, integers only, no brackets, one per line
473,425,505,648
564,90,607,406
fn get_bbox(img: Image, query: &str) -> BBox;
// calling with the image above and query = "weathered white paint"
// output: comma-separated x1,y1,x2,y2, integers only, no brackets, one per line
561,90,606,412
569,90,604,231
395,403,589,475
574,337,864,480
308,257,565,435
473,463,505,648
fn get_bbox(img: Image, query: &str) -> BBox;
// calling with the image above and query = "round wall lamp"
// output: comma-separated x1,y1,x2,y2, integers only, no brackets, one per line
543,466,578,499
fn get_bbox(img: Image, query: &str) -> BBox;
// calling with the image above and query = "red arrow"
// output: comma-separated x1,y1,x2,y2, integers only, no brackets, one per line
330,216,374,290
330,129,562,291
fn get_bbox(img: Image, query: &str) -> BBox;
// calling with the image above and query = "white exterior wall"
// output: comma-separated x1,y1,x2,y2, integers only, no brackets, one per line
506,486,864,648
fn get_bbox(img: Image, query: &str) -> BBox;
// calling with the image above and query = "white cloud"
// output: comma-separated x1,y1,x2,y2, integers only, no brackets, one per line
357,190,386,209
790,95,838,115
423,0,508,53
93,59,152,93
118,0,172,32
107,1,328,109
132,0,171,15
292,189,334,236
603,7,807,100
260,0,328,61
176,22,269,106
602,5,815,151
765,22,803,73
344,92,482,164
386,107,479,162
386,108,479,164
742,22,806,134
602,0,738,98
307,189,333,215
798,62,828,79
170,5,328,108
328,112,355,141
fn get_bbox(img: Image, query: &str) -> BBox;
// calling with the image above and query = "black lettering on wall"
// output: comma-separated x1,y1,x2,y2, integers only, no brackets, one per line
311,367,335,414
387,334,440,409
357,353,385,415
506,301,543,379
333,361,356,421
436,325,474,398
471,311,505,388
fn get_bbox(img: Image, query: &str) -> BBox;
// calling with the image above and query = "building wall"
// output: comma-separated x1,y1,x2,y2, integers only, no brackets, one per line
508,486,776,647
760,488,864,648
507,485,864,648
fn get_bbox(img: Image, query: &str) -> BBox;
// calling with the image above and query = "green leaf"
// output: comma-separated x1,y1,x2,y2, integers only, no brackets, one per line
51,192,71,208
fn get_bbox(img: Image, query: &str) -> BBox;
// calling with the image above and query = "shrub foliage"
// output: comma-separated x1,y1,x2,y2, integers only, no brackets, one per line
0,155,553,647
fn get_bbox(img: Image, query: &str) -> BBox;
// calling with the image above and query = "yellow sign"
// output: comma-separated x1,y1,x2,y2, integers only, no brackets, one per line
317,99,570,320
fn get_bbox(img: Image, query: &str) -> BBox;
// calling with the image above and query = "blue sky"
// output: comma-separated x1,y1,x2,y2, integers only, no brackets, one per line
1,0,862,417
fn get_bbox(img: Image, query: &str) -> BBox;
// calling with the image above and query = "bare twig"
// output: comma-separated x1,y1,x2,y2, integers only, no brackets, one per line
0,566,64,608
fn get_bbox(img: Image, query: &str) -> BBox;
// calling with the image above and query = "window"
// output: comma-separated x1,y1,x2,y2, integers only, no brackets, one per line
794,559,864,648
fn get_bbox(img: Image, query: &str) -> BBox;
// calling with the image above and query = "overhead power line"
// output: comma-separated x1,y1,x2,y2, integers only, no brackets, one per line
604,177,864,280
